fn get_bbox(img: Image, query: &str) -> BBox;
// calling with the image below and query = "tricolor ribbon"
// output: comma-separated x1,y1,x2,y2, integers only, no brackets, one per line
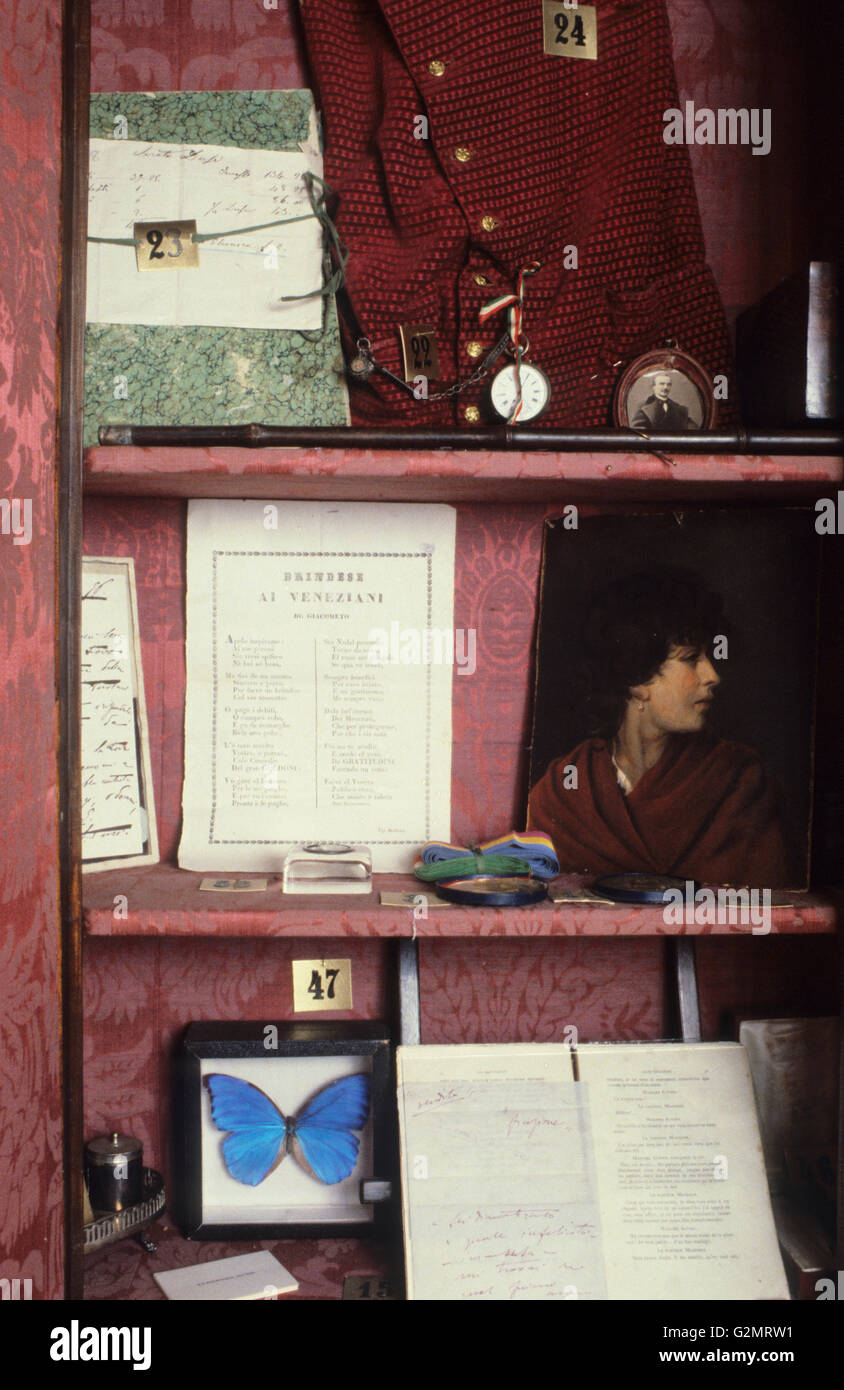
413,830,559,882
478,261,541,422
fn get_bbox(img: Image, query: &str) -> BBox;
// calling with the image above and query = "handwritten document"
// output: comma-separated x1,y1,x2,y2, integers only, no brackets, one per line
178,502,456,874
81,557,157,870
398,1049,606,1301
86,136,324,331
397,1044,789,1300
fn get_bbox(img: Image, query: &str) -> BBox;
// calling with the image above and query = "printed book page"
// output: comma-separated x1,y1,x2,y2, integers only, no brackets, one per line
397,1043,789,1300
577,1043,789,1300
178,501,456,874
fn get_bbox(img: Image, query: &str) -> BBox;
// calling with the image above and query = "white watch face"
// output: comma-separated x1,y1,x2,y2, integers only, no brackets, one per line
489,362,551,422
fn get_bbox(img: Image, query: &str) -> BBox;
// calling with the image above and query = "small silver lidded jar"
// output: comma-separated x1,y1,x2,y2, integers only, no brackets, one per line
84,1131,143,1213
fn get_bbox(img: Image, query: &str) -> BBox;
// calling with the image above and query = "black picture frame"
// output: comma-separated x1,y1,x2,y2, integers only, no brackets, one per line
174,1020,393,1240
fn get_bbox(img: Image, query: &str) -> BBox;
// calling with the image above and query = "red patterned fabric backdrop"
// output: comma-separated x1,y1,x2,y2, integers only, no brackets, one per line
0,0,64,1299
0,0,830,1305
77,0,839,1300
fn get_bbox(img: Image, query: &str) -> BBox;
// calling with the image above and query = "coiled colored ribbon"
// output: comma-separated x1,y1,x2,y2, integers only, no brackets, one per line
414,832,559,882
478,261,541,422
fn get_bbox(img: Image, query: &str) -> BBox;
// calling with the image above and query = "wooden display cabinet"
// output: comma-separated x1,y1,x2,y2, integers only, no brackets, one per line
2,0,840,1302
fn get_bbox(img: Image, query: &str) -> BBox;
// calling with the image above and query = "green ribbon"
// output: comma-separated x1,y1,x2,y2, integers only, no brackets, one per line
414,853,534,883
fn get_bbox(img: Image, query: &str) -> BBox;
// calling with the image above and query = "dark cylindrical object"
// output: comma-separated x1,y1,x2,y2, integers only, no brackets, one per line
97,422,844,455
84,1131,143,1213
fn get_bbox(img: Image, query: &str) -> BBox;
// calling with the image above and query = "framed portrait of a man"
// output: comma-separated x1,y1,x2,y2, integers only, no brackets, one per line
613,346,715,430
527,510,819,890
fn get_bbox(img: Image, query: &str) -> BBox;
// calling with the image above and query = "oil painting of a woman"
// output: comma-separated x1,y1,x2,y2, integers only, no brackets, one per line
528,566,800,888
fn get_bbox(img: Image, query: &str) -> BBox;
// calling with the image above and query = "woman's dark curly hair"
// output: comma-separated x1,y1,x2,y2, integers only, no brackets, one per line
579,567,729,738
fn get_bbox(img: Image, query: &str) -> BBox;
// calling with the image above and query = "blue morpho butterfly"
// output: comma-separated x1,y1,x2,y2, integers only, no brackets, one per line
203,1071,370,1187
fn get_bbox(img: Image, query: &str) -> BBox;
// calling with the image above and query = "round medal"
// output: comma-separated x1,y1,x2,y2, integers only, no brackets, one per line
593,873,697,904
434,874,548,907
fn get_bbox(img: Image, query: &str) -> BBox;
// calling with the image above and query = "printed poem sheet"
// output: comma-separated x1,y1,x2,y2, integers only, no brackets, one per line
397,1044,788,1300
179,502,456,873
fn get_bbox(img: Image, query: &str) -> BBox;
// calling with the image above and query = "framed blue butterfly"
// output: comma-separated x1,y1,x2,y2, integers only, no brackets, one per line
203,1072,370,1187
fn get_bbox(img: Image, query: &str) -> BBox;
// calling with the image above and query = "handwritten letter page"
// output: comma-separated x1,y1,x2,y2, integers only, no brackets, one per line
397,1046,606,1301
81,557,158,871
397,1043,788,1300
86,137,324,331
178,502,455,874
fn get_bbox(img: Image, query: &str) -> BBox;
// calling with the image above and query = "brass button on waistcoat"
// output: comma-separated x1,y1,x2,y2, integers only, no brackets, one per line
453,145,472,163
473,273,490,286
481,214,499,232
427,59,446,77
463,406,481,423
465,340,484,359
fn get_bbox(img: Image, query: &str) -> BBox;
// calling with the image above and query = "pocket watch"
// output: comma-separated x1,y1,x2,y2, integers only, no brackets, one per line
488,358,551,422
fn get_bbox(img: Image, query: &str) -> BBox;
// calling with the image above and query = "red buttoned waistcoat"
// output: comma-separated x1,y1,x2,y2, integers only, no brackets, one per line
299,0,735,428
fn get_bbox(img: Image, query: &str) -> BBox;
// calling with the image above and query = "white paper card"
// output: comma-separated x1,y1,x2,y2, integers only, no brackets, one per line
86,137,323,331
153,1250,298,1301
178,501,456,873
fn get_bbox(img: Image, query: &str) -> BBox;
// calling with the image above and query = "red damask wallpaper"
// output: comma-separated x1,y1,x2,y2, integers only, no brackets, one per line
77,0,839,1302
0,0,64,1300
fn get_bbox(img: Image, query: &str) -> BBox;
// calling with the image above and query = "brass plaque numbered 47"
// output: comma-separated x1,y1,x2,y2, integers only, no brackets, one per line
292,958,353,1012
134,219,199,271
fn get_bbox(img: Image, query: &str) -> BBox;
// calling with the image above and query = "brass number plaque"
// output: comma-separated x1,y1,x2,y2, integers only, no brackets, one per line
292,957,353,1012
342,1276,399,1300
542,3,598,61
399,324,441,382
135,219,200,270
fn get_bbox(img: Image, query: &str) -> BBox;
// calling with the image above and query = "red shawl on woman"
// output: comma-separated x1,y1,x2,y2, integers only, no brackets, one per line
528,733,798,887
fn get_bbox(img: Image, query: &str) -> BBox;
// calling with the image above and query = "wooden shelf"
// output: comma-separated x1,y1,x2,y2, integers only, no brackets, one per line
82,863,839,938
84,446,844,502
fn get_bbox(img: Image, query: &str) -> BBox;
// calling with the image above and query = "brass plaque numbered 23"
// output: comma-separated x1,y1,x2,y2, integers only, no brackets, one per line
134,219,200,271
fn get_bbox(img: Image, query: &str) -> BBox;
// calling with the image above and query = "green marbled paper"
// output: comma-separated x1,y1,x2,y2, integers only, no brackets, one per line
84,91,349,446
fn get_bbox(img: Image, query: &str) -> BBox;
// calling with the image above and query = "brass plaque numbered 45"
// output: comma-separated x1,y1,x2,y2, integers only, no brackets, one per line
134,219,199,271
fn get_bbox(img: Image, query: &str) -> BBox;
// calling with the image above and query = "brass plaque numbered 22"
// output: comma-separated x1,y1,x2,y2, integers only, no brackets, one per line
134,219,200,271
399,324,441,383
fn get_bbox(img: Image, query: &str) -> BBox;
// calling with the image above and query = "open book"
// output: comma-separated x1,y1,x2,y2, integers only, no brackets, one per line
396,1043,789,1300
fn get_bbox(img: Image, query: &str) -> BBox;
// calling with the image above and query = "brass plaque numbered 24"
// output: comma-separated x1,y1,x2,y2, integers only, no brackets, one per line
542,3,598,61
